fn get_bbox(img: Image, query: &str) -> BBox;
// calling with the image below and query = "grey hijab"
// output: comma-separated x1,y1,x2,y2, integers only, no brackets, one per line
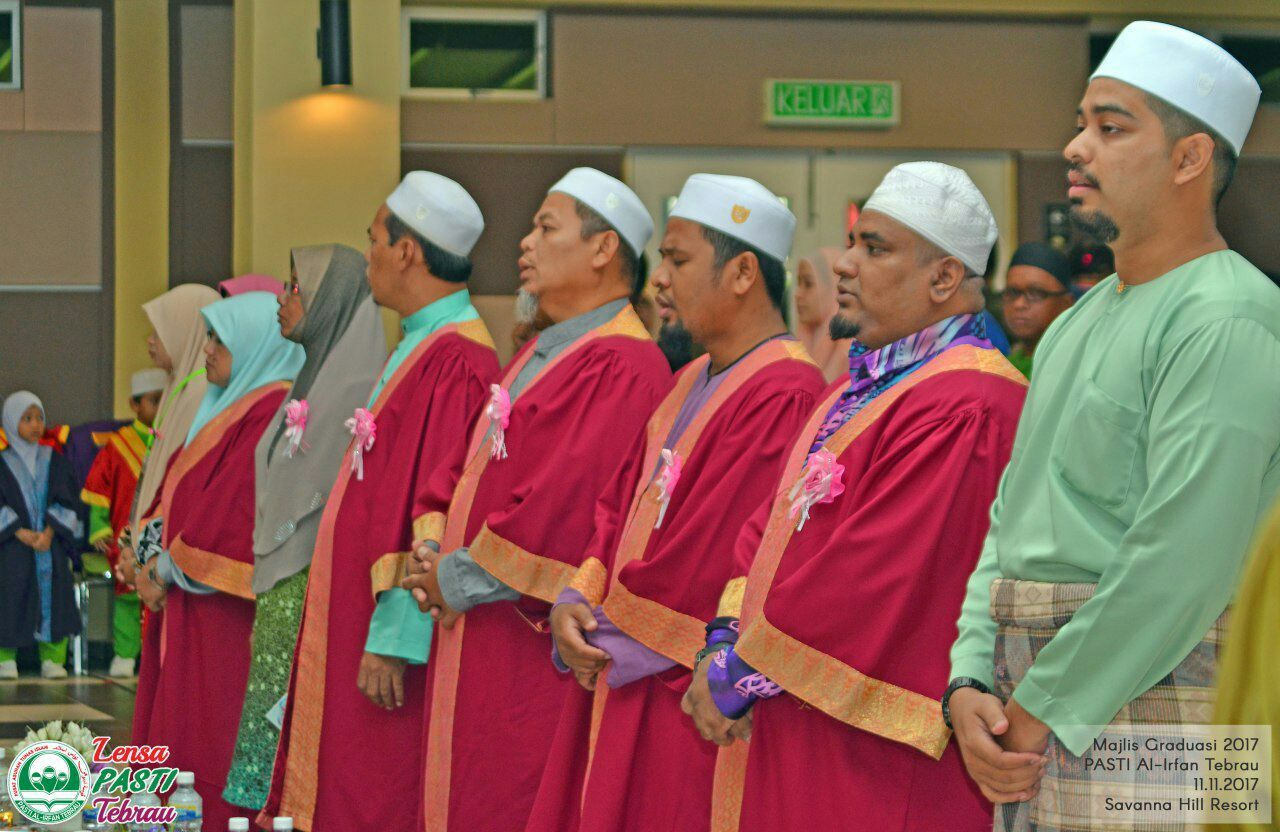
251,245,388,594
2,391,43,476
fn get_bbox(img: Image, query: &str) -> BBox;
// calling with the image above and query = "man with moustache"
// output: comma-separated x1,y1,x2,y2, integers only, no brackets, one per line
527,174,825,832
683,162,1027,832
948,22,1280,832
401,168,672,832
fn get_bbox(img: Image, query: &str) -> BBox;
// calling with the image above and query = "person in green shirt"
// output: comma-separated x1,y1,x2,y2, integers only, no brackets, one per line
945,21,1280,827
1000,242,1075,379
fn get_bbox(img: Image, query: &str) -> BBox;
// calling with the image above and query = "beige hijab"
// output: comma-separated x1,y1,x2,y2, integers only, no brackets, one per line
796,247,852,383
128,284,220,534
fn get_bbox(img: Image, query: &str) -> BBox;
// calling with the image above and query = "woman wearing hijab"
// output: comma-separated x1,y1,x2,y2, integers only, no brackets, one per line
793,247,854,383
0,392,82,680
132,292,303,831
124,284,219,753
219,273,283,297
223,245,387,810
120,284,221,565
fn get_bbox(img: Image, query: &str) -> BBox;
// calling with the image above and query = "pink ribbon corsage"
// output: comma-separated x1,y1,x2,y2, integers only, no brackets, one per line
282,399,310,458
487,384,511,460
345,407,377,480
788,448,846,532
653,449,682,528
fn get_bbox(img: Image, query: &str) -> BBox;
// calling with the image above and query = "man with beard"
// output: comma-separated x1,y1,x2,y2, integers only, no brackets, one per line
654,291,699,371
527,174,825,832
680,162,1026,831
401,167,672,832
948,22,1280,832
682,162,1027,831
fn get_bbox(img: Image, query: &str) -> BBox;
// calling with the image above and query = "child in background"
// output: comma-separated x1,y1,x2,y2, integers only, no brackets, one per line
0,392,83,679
81,369,168,678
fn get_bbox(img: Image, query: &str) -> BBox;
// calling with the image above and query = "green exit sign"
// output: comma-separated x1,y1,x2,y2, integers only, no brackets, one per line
765,79,900,128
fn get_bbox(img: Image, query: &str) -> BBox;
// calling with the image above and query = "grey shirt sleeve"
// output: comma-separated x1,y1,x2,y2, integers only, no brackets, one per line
437,547,520,612
154,550,218,595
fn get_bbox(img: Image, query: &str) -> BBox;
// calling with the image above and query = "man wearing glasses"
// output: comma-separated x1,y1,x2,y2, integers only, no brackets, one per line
999,242,1076,378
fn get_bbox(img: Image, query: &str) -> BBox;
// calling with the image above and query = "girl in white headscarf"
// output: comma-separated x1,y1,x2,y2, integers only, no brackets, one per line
0,392,84,679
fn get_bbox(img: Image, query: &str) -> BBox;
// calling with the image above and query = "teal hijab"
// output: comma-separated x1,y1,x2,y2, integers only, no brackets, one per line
186,292,305,443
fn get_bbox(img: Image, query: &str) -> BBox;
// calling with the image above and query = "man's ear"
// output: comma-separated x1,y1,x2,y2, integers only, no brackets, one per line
729,251,759,298
930,256,968,303
591,230,622,271
393,235,419,269
1172,132,1216,189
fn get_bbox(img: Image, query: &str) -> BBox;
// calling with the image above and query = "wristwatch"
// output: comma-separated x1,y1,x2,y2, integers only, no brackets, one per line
941,677,992,730
694,641,733,669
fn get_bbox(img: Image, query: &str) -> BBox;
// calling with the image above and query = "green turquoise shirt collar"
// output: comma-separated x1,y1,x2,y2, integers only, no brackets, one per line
402,289,474,337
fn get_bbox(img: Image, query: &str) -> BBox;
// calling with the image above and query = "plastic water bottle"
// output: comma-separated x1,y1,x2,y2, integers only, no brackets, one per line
228,820,250,832
168,772,203,832
129,790,166,832
272,819,294,831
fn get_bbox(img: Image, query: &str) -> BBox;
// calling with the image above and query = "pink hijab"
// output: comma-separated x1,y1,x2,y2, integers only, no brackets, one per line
795,248,853,383
218,273,282,297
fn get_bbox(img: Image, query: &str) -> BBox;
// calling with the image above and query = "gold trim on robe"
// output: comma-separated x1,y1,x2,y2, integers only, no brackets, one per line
369,551,412,599
566,556,608,608
413,511,446,546
467,523,577,605
716,577,747,619
602,581,707,669
168,535,256,600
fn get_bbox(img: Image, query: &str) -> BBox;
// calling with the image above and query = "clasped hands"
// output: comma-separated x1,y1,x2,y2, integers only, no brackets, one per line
549,602,609,691
134,559,167,612
400,540,462,629
949,688,1051,804
680,657,752,747
15,527,54,552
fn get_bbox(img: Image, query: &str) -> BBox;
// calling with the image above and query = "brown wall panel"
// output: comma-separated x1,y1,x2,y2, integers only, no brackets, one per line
23,5,102,132
0,131,102,286
553,15,1085,150
0,92,24,130
179,4,233,142
400,147,625,296
401,14,1088,152
0,292,111,423
1219,158,1280,276
401,100,556,146
169,144,234,287
1017,152,1068,245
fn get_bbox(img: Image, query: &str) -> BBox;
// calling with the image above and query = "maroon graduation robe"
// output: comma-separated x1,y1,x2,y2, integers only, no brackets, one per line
421,304,672,832
261,321,499,832
139,382,288,832
526,339,825,832
709,345,1026,832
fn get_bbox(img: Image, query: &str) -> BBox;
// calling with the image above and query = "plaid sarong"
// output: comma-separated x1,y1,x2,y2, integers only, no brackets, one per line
990,578,1228,832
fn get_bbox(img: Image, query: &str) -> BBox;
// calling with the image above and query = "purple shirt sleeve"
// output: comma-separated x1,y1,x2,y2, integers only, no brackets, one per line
551,587,677,687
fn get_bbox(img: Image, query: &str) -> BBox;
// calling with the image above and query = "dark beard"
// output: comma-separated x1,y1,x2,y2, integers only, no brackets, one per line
1069,205,1120,243
829,314,860,341
656,321,697,372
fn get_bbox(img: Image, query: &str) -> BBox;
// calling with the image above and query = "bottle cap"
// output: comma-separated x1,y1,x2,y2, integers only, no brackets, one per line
229,820,250,832
273,819,295,830
176,771,195,786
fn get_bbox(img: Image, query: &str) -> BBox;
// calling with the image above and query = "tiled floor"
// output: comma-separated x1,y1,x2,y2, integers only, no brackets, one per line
0,676,136,746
